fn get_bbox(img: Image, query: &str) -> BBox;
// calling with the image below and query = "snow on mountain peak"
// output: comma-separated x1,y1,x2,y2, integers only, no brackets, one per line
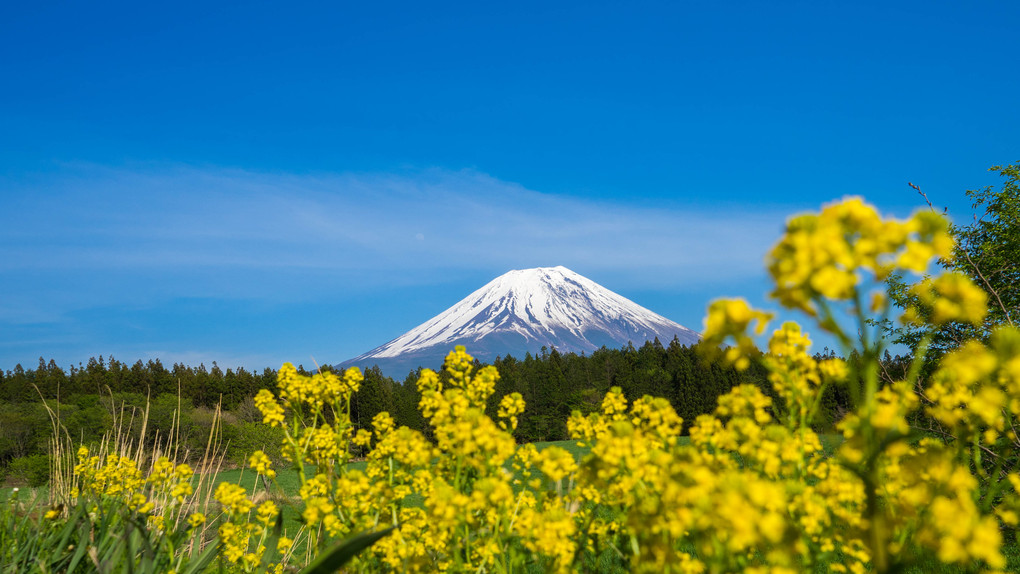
344,266,701,370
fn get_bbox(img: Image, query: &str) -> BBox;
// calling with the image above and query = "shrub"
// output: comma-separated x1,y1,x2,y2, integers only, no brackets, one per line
7,454,50,487
224,422,286,466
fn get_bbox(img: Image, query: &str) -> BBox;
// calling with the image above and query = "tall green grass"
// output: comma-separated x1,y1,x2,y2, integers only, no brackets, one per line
0,390,233,572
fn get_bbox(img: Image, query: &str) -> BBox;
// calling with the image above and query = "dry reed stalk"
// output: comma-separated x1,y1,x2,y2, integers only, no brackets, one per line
36,381,230,551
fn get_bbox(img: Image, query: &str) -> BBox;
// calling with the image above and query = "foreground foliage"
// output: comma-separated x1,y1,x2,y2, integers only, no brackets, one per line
886,162,1019,365
6,196,1020,573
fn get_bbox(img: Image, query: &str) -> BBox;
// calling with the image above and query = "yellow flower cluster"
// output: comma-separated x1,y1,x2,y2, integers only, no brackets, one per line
247,450,276,479
688,198,1010,573
254,389,285,427
702,298,773,370
215,483,253,517
537,445,577,483
767,197,953,314
257,363,364,423
515,503,576,572
66,421,285,571
73,449,145,499
927,326,1020,442
905,272,989,326
213,481,283,568
71,448,194,517
497,392,525,430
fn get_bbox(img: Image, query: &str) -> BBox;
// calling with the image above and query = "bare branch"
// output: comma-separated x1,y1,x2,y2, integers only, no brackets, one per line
959,247,1014,327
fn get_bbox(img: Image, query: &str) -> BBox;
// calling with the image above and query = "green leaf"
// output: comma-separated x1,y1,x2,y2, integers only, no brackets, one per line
53,504,85,558
180,539,220,574
260,508,285,565
299,526,395,574
128,515,157,562
65,520,93,573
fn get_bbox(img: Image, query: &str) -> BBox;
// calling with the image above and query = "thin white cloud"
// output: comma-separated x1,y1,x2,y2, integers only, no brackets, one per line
0,163,790,317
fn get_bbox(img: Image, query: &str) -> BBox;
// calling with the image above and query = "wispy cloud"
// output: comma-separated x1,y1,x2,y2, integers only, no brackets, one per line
1,164,790,318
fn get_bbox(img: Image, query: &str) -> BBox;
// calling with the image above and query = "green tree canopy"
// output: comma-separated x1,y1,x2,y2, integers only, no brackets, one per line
890,162,1019,358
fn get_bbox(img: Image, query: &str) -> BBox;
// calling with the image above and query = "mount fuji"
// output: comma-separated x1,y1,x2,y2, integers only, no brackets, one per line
339,266,701,376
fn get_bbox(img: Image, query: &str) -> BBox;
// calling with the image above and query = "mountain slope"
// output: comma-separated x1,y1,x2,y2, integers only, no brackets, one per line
340,266,700,376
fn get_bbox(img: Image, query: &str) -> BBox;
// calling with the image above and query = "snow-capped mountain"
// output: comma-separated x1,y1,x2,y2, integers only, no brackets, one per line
340,266,701,376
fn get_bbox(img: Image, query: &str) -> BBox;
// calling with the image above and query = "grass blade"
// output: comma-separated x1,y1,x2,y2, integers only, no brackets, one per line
299,526,395,574
66,520,93,573
180,538,220,574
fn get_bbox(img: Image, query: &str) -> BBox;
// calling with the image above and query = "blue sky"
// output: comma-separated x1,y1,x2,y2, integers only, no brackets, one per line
1,1,1018,372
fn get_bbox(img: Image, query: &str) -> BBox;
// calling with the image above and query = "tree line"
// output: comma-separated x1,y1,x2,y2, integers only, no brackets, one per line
1,356,280,410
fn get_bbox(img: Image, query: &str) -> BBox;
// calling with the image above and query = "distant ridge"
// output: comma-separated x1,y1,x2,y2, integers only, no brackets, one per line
339,266,700,376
